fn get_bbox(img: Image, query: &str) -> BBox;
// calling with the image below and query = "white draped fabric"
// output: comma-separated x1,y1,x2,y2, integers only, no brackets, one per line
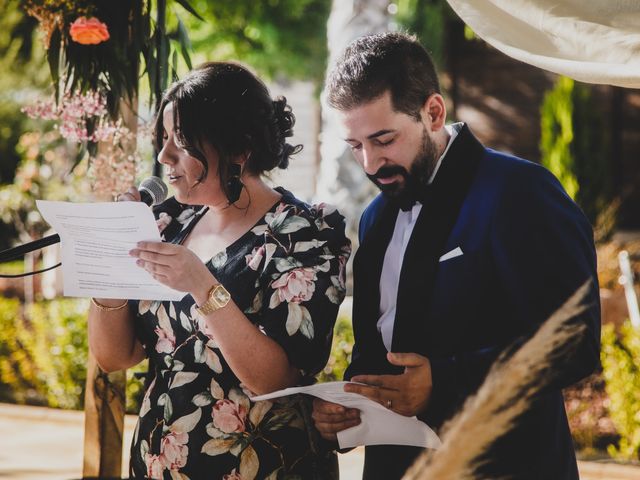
446,0,640,88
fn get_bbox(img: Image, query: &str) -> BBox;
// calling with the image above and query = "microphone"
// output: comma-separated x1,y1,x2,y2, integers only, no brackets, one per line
138,176,169,206
0,177,169,263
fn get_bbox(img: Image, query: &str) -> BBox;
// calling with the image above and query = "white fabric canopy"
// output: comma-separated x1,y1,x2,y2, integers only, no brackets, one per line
446,0,640,88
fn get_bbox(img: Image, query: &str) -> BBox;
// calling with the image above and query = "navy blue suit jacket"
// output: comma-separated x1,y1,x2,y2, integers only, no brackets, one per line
346,125,600,479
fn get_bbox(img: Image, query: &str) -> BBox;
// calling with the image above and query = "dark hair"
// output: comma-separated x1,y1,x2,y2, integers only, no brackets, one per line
326,32,441,119
153,62,302,200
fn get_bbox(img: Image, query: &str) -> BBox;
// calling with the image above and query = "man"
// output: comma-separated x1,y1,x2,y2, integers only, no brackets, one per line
312,32,600,479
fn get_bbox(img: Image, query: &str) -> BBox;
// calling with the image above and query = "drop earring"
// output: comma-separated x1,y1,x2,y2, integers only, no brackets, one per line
226,163,244,204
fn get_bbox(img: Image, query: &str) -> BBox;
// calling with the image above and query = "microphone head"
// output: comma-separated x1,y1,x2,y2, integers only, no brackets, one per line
139,176,168,206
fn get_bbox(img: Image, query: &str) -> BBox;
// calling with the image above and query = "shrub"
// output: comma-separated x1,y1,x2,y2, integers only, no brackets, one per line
0,295,147,413
318,315,354,382
601,322,640,460
540,76,578,200
0,297,88,408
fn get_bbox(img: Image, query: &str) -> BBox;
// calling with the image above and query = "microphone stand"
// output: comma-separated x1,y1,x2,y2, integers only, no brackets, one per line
0,234,61,278
0,233,60,263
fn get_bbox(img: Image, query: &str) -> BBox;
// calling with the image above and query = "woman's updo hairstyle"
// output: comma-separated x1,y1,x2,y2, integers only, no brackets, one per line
153,62,302,201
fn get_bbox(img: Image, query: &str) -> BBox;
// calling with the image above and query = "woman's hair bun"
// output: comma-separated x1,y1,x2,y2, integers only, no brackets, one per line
272,96,302,169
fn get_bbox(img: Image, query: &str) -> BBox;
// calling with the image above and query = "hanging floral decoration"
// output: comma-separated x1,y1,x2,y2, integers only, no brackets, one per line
22,0,201,198
69,16,110,45
22,90,139,197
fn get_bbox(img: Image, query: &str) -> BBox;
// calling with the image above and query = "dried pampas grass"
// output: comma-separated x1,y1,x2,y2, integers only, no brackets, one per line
403,282,591,480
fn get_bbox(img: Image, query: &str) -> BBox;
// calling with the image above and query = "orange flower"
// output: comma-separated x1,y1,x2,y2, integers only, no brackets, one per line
69,17,110,45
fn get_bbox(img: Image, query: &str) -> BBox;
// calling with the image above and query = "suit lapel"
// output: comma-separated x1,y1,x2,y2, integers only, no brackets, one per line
392,125,485,354
351,197,399,373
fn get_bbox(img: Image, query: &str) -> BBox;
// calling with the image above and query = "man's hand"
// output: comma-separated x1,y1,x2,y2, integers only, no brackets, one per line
311,398,361,442
345,352,432,417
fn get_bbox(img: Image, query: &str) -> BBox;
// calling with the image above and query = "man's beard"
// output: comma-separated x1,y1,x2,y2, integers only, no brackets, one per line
367,128,439,209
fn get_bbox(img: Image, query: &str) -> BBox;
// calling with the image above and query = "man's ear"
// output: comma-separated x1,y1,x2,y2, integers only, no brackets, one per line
420,93,446,131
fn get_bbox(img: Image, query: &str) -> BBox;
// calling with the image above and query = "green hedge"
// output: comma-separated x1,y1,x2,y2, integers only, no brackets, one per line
318,315,353,383
602,322,640,460
0,297,88,408
0,297,147,413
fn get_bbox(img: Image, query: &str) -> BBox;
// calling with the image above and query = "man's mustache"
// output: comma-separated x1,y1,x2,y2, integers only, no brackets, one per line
368,166,407,182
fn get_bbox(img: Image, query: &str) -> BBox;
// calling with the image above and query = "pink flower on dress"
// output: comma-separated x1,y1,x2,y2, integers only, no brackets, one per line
264,202,288,225
315,202,336,216
155,325,176,353
272,202,288,216
212,399,248,434
156,212,171,234
245,245,265,271
160,431,189,470
271,267,316,303
338,253,348,289
144,453,164,479
223,469,244,480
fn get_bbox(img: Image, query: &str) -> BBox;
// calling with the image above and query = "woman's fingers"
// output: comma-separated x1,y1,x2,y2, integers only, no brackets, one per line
130,249,173,267
116,187,141,202
135,241,180,255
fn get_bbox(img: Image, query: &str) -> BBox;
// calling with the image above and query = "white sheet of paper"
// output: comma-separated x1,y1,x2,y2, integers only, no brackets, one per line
36,200,186,301
251,381,441,450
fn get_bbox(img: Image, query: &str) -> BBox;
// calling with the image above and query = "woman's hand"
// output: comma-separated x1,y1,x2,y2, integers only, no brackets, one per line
116,186,141,203
130,241,214,298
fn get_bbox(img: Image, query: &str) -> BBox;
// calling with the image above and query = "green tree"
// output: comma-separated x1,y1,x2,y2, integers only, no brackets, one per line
540,76,612,226
0,0,51,185
395,0,449,68
185,0,330,84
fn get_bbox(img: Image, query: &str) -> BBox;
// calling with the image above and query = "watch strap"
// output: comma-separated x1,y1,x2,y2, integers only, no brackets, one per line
196,283,231,316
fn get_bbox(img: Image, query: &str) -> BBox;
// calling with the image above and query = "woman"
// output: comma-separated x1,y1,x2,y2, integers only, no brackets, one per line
88,62,350,479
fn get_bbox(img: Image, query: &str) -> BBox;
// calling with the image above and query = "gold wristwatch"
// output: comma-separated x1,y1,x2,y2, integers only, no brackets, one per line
196,283,231,316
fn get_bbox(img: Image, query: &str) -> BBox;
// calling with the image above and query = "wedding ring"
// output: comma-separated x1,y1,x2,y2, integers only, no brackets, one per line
386,399,392,409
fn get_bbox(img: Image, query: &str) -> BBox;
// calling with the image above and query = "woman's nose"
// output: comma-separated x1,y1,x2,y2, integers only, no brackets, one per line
157,140,176,166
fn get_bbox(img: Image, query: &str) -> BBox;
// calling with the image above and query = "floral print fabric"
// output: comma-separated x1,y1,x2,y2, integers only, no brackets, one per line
128,188,350,479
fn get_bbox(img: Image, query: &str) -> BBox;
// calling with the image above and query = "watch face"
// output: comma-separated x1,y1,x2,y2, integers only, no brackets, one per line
213,285,231,305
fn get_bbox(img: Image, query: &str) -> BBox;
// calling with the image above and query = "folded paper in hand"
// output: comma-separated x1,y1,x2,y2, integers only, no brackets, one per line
252,381,441,450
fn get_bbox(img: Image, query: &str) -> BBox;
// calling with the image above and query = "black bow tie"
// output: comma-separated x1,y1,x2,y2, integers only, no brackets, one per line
397,185,431,212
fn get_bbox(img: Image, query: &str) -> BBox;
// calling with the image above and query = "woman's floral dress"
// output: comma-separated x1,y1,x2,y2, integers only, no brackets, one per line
128,188,351,480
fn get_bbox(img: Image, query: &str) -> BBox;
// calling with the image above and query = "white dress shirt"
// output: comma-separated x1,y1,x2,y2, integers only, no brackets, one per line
376,123,462,351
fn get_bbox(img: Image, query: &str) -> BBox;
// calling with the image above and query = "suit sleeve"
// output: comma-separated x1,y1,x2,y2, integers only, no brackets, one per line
489,163,600,388
420,163,600,427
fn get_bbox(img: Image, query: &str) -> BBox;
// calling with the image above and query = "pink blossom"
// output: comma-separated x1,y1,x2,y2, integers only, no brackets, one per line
223,469,244,480
160,431,188,470
22,91,124,144
22,100,58,120
155,326,176,353
271,267,316,303
245,245,265,271
212,399,248,434
144,453,164,479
